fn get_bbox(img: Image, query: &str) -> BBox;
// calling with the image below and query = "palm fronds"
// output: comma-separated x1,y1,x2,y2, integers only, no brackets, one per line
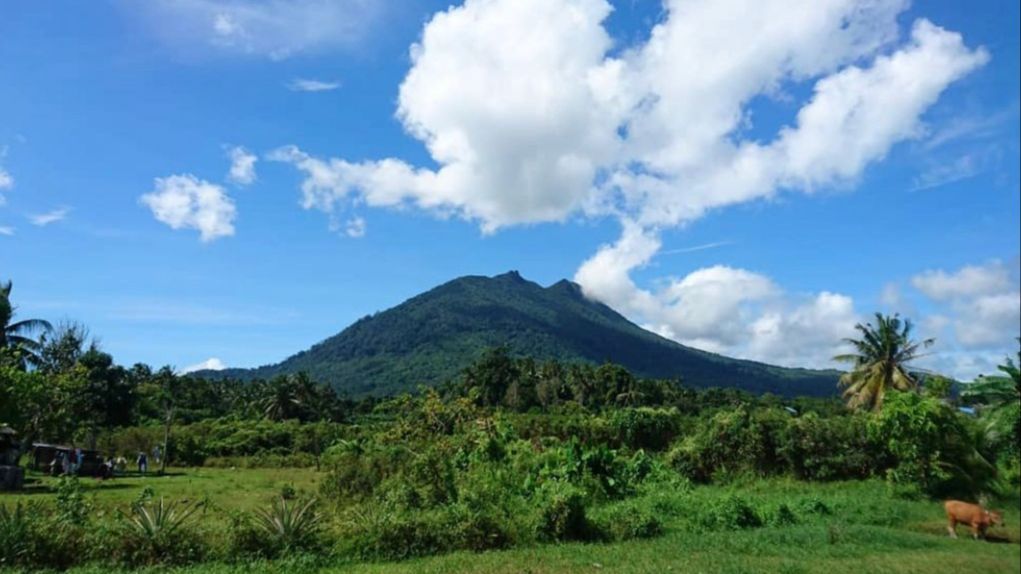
834,313,933,411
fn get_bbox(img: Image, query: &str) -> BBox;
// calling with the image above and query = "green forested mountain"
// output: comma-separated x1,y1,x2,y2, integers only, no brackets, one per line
208,271,840,396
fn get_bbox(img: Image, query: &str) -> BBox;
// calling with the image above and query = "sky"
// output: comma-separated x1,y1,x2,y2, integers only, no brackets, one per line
1,0,1018,380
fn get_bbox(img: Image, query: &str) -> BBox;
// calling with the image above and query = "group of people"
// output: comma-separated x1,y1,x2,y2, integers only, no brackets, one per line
46,445,163,479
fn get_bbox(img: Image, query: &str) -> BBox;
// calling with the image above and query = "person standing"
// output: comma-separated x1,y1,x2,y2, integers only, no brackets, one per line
152,445,161,466
136,451,148,474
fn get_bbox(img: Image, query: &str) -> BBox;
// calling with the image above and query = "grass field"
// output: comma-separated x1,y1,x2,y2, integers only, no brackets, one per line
4,467,1018,574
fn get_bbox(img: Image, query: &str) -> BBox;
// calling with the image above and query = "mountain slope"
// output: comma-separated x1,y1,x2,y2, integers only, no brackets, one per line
210,271,840,397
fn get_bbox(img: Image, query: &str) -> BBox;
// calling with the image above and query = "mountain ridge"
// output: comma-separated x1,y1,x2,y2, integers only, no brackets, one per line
204,271,841,397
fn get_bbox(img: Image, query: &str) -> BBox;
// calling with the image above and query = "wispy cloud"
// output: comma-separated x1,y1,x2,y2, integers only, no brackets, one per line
287,78,341,92
0,226,14,236
910,154,984,191
661,241,735,255
29,206,71,226
923,102,1019,150
124,0,384,60
0,167,11,205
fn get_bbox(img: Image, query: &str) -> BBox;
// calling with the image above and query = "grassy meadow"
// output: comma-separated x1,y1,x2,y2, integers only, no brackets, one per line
4,466,1018,573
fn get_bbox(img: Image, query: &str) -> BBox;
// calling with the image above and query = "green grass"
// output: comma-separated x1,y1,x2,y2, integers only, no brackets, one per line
6,467,320,518
5,469,1017,573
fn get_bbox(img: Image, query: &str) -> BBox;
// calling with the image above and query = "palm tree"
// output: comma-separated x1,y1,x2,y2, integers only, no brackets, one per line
962,341,1021,451
0,281,52,368
833,313,933,412
260,376,300,421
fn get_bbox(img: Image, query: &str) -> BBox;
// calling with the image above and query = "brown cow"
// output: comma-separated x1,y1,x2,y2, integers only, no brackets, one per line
945,500,1003,540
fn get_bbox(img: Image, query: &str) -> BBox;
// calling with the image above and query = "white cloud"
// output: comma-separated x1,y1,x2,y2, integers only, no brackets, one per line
0,226,13,236
287,78,341,92
227,146,258,185
343,216,366,238
127,0,383,59
29,207,71,226
140,174,236,242
267,0,987,369
911,261,1013,301
907,260,1020,376
909,152,984,191
181,357,226,374
575,225,860,368
0,167,12,205
272,1,983,234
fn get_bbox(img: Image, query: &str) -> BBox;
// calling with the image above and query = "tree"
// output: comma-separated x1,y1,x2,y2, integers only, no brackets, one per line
834,313,933,412
260,375,301,421
38,321,90,374
962,340,1021,457
152,366,182,474
0,281,52,369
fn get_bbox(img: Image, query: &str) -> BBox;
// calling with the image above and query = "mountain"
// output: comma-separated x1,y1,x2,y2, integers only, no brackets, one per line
207,271,840,397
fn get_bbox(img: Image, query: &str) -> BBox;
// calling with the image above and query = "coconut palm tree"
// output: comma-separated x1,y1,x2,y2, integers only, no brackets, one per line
962,341,1021,451
0,281,52,368
833,313,933,412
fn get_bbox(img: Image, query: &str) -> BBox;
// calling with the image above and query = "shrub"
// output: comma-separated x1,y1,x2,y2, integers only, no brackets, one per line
590,501,663,541
609,408,681,451
766,503,798,527
535,481,589,541
778,413,883,481
252,497,323,555
337,506,449,561
694,494,762,531
667,406,781,483
117,498,205,566
0,503,32,567
871,391,998,498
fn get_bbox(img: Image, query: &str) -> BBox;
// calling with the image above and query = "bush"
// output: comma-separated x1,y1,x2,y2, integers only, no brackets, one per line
116,498,206,566
609,408,681,451
667,407,777,482
778,413,883,481
694,494,762,531
871,391,998,498
252,498,323,555
535,481,589,541
590,501,663,541
0,503,32,567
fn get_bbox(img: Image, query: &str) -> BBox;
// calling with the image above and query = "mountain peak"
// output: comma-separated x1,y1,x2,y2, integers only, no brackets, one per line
494,270,525,282
209,272,839,397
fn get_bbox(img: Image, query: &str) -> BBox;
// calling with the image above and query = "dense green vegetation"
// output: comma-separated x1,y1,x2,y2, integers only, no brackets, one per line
2,279,1019,572
209,272,839,397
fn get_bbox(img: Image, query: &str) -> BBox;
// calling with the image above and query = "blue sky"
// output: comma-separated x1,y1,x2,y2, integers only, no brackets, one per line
1,0,1018,379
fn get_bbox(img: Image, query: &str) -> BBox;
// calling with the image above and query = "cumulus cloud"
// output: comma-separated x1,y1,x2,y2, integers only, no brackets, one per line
125,0,383,59
181,357,226,374
911,261,1013,301
268,0,988,368
140,175,236,242
910,260,1020,351
575,226,860,368
273,0,984,236
227,146,258,185
287,78,341,92
29,207,71,227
